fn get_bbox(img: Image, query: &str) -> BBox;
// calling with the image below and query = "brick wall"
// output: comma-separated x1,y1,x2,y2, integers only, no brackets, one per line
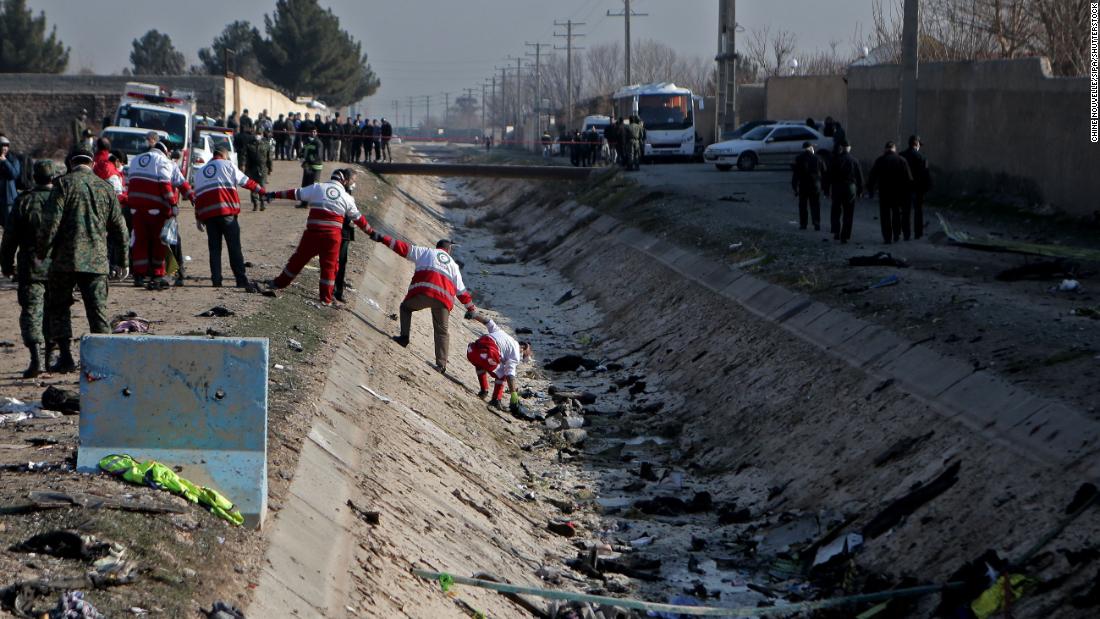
0,74,225,156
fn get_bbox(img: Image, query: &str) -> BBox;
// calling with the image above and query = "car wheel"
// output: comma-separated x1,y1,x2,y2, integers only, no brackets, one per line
715,164,733,172
737,152,757,171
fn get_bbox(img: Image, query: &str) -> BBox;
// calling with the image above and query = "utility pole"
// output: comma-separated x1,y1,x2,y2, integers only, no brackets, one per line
526,41,551,134
608,0,647,85
393,99,399,128
481,81,490,136
496,65,508,140
506,56,523,130
716,0,740,136
407,97,414,132
899,0,920,139
554,19,585,131
463,87,476,129
424,95,431,130
442,91,451,128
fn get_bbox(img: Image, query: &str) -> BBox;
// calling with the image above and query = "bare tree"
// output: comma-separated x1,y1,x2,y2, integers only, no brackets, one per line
864,0,1091,76
745,25,798,80
585,42,623,97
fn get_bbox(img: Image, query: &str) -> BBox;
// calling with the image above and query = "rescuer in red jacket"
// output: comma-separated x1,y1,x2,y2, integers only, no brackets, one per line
370,231,477,374
125,140,192,289
264,168,373,305
190,147,264,288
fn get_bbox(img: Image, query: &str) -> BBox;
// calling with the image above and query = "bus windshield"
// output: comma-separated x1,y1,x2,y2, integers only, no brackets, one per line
116,105,187,149
635,94,693,131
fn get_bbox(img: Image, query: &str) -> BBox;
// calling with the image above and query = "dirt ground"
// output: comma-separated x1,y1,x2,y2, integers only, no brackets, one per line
0,155,390,617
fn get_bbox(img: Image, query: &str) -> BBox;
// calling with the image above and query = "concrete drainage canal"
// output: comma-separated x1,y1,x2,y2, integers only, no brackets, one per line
404,169,1100,619
423,177,932,618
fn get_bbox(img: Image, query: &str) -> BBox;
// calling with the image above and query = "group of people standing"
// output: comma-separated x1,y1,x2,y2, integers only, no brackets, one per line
791,116,932,244
549,115,648,171
267,112,393,165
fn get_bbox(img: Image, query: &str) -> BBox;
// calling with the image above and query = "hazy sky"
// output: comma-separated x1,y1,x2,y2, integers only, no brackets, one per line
30,0,875,112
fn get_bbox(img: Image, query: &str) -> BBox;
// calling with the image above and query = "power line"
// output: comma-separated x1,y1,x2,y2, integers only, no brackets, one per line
554,19,586,130
526,42,552,133
607,0,648,85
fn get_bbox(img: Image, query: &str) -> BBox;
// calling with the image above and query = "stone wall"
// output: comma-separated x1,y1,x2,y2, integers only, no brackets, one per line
847,57,1098,218
0,74,226,156
766,75,848,124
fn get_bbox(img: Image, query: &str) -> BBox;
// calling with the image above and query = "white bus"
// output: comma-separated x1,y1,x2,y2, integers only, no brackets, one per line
612,82,703,160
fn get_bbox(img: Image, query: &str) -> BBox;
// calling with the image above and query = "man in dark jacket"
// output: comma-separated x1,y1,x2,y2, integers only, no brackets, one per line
867,141,913,244
791,142,828,231
899,135,932,239
298,128,324,208
380,118,394,162
828,140,864,243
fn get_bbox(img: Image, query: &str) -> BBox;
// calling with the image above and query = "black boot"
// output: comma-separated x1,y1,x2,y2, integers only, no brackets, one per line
23,344,44,378
44,341,56,370
50,341,76,374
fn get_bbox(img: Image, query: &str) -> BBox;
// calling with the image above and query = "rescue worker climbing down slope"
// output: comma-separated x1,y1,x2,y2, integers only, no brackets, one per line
465,312,532,411
264,169,373,306
370,232,476,374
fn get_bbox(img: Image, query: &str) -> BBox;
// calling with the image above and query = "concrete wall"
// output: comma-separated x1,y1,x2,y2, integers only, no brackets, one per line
766,75,848,124
847,57,1099,218
737,84,766,124
227,76,316,121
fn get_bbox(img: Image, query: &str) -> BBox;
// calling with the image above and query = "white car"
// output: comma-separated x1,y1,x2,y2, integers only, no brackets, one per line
704,124,833,171
191,129,238,178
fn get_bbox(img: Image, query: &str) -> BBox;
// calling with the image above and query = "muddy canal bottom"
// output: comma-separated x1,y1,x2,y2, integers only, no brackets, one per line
439,178,862,615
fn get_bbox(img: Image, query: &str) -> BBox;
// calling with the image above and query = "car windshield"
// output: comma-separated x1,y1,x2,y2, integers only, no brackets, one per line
740,126,773,141
206,134,233,151
103,131,158,156
116,105,187,149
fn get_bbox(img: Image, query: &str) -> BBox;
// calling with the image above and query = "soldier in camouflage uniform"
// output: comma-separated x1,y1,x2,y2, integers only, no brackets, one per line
1,160,56,377
35,149,129,373
244,129,274,211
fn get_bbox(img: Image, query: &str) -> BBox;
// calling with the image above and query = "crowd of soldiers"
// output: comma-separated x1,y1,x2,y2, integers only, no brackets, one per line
548,115,648,171
791,117,932,244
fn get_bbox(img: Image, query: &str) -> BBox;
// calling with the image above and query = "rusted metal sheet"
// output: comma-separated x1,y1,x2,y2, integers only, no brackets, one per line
77,335,269,528
366,162,594,180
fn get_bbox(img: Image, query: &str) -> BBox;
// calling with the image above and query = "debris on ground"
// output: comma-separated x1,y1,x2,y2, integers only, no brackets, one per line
197,306,236,318
863,461,961,538
938,213,1100,260
848,252,909,268
547,520,577,538
203,600,246,619
544,355,601,372
1055,278,1081,292
553,290,577,306
51,591,106,619
287,338,304,352
9,530,114,560
0,397,38,415
843,274,900,294
1072,306,1100,319
347,499,380,525
42,386,80,414
995,259,1079,281
0,490,187,516
111,317,150,333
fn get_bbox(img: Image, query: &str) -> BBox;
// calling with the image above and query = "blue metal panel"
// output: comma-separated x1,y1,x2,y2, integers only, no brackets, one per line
78,334,268,528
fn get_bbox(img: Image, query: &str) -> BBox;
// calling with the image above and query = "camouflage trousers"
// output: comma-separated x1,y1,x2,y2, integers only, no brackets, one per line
249,176,268,209
17,279,48,345
46,272,110,342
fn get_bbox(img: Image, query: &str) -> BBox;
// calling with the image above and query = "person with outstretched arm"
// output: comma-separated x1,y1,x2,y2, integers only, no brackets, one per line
465,312,532,411
264,168,373,306
369,231,476,374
